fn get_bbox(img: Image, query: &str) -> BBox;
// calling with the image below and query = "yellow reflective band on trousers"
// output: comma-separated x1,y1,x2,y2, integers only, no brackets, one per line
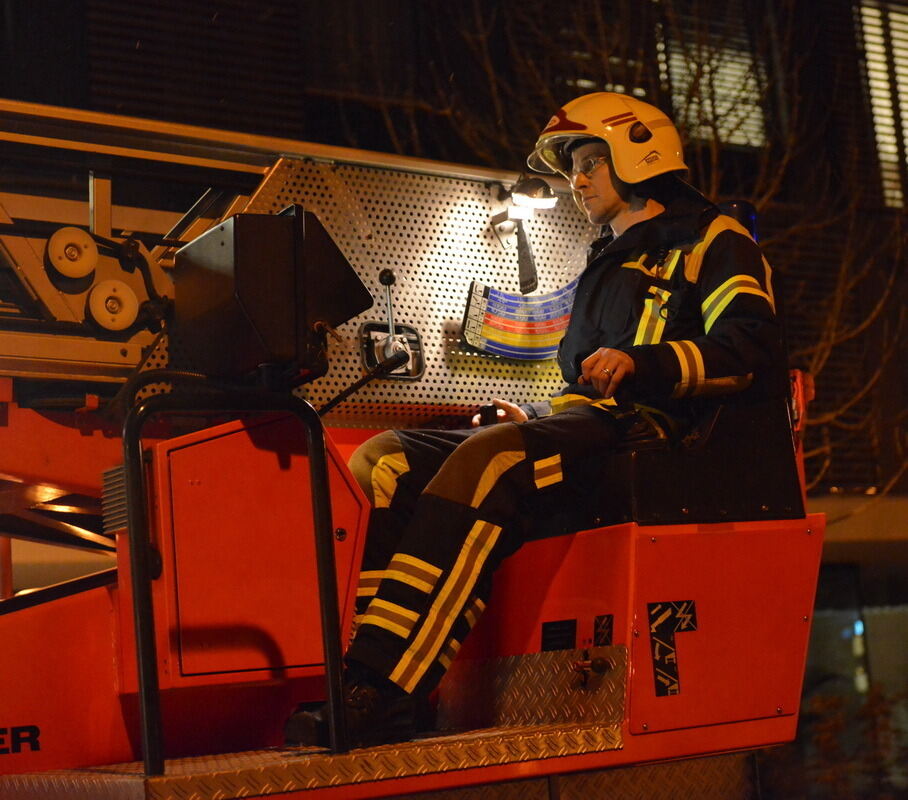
470,450,526,508
437,637,461,670
357,570,384,598
533,453,563,488
390,520,502,693
702,275,774,333
667,339,706,398
384,553,443,594
372,450,410,509
436,596,485,670
360,597,420,640
463,596,486,629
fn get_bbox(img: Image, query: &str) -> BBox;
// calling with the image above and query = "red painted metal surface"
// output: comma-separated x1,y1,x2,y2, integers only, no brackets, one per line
627,520,823,734
0,406,826,791
0,536,11,600
115,415,369,692
0,419,371,776
0,584,133,774
326,426,381,465
0,401,124,495
166,414,366,678
458,513,825,762
459,523,634,660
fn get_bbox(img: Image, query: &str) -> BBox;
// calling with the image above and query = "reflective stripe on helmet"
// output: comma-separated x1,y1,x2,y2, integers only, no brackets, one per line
528,92,688,185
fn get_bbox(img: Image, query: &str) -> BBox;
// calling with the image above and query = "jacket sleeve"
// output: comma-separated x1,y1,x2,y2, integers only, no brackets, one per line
622,224,784,401
520,400,553,419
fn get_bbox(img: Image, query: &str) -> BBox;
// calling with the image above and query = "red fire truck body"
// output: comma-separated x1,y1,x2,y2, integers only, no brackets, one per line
0,100,824,800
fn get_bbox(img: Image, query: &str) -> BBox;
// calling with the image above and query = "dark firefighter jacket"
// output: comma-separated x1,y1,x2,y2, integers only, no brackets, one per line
525,194,788,420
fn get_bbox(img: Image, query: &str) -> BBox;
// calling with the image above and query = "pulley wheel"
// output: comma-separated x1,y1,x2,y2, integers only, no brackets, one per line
88,280,139,331
46,227,98,279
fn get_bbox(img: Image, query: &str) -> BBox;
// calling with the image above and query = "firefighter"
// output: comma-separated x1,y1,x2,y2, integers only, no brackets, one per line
285,92,786,748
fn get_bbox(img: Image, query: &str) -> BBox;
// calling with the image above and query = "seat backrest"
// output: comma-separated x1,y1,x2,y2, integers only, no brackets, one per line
522,395,805,541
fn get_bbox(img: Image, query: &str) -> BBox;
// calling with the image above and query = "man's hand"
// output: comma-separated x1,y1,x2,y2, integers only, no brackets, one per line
579,348,635,399
471,398,530,427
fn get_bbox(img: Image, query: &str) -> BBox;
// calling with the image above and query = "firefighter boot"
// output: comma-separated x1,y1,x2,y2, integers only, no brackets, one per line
284,668,416,749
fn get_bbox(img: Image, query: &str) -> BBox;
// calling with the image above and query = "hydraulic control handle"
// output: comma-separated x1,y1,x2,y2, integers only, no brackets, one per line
379,268,401,359
359,268,424,379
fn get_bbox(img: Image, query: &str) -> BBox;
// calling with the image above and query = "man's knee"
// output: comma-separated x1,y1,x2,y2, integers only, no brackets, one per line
348,430,406,505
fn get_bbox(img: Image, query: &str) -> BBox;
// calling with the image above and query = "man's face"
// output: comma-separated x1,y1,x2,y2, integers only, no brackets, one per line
569,141,630,227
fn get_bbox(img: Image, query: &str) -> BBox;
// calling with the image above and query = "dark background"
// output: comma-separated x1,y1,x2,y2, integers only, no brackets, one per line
1,0,904,499
1,2,907,794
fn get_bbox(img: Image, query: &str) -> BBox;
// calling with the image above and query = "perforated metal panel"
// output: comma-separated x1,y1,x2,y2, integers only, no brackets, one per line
239,158,598,428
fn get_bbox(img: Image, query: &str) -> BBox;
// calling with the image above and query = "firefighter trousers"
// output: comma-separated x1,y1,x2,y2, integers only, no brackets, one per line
345,404,653,696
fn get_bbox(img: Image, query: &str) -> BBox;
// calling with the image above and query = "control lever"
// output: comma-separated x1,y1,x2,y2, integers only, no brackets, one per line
358,269,425,380
379,269,405,360
571,648,612,688
478,404,499,426
318,350,409,416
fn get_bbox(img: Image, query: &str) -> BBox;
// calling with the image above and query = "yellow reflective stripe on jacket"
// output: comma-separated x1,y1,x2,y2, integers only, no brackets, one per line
633,285,671,345
683,215,755,283
621,254,653,275
668,339,754,397
660,249,683,280
533,453,563,488
702,275,774,333
621,248,682,279
761,254,776,310
667,339,706,398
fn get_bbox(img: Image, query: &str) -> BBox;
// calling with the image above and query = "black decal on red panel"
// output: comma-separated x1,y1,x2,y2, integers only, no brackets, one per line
541,619,577,651
594,614,614,646
647,601,698,696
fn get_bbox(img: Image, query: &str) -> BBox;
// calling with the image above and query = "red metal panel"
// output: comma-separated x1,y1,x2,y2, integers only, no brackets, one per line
0,586,132,775
461,524,635,660
115,417,368,691
156,415,368,680
326,426,381,465
0,402,125,494
108,418,372,759
167,419,362,675
628,515,825,734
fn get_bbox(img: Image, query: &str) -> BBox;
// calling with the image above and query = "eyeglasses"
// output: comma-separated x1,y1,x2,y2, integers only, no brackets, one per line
570,155,610,186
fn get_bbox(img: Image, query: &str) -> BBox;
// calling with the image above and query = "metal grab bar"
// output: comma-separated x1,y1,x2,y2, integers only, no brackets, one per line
121,389,349,775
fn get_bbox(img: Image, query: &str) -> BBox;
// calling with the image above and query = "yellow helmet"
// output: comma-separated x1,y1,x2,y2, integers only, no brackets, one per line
527,92,688,185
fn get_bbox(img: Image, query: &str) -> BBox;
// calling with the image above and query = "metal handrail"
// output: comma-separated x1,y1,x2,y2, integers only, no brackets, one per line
121,389,349,775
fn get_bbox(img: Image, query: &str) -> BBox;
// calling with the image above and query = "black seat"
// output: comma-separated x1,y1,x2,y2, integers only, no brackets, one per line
522,396,805,541
599,397,805,525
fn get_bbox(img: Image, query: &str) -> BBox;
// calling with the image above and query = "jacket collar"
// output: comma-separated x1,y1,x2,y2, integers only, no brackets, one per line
587,196,719,263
